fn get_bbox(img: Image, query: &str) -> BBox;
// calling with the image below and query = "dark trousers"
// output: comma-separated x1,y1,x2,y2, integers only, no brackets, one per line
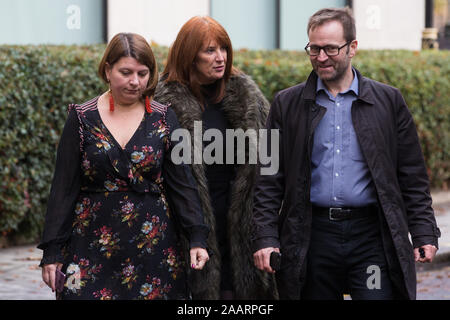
301,211,395,300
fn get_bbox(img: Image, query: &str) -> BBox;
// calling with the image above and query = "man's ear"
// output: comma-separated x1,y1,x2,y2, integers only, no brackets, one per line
349,40,358,58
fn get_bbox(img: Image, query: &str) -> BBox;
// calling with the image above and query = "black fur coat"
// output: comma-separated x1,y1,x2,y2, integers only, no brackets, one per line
155,73,278,299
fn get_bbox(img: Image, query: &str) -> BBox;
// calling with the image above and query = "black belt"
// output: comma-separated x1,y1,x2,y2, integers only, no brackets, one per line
312,205,378,221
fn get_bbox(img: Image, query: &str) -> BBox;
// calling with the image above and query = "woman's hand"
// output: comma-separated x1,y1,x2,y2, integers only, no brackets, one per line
190,247,209,270
42,263,63,292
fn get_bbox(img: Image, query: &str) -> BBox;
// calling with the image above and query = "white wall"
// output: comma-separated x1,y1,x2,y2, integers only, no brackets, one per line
280,0,346,50
107,0,209,46
107,0,427,51
211,0,278,50
353,0,425,50
0,0,104,45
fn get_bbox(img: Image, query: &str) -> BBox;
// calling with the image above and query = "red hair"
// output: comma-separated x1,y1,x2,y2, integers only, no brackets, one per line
163,16,239,104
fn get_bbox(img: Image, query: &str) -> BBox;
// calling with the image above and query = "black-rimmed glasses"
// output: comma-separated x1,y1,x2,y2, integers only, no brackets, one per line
304,42,351,56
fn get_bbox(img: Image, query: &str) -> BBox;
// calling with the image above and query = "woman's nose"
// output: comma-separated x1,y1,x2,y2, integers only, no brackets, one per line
216,50,224,62
129,73,139,85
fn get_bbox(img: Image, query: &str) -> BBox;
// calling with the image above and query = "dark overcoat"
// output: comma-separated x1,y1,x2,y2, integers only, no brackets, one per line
252,69,440,300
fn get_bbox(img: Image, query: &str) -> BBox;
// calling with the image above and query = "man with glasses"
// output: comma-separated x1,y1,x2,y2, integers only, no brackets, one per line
252,7,440,300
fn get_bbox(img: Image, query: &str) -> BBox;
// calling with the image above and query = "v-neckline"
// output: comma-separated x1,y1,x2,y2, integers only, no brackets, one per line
95,96,146,151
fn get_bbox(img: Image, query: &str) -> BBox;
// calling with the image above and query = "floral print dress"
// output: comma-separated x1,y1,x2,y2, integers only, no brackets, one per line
38,97,208,300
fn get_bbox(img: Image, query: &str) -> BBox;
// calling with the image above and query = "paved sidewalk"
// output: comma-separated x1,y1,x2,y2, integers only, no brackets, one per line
430,190,450,261
0,245,54,300
0,191,449,300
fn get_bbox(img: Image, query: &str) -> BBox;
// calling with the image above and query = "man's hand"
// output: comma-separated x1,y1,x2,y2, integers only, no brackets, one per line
414,244,438,263
253,247,280,274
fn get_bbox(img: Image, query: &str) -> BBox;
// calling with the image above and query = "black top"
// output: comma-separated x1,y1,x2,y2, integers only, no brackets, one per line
202,101,235,183
202,101,235,290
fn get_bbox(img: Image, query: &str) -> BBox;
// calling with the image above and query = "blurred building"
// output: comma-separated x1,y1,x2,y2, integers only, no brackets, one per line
434,0,450,48
0,0,448,50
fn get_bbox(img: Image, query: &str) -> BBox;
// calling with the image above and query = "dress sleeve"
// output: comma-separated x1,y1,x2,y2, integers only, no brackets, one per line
37,107,82,266
162,107,209,249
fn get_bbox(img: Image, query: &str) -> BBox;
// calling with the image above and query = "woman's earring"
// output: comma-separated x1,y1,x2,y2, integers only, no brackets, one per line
109,90,114,112
145,96,152,113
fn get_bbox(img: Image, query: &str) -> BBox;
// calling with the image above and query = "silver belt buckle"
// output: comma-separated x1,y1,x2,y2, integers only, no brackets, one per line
329,207,343,221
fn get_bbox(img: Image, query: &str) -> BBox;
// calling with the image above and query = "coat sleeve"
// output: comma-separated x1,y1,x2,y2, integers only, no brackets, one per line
395,90,441,248
243,74,270,130
162,107,210,249
251,93,285,253
38,106,82,266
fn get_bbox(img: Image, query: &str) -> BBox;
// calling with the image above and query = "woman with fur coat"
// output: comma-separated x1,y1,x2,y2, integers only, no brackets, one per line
155,16,277,300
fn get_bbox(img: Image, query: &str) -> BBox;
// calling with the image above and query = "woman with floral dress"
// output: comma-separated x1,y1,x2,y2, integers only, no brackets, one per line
38,33,209,300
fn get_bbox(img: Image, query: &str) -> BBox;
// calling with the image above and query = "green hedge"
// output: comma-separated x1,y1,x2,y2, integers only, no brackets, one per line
0,45,448,243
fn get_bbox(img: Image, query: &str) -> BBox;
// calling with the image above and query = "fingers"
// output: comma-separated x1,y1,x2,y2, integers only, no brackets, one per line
253,247,279,274
413,248,420,262
254,250,264,271
42,264,57,292
41,266,48,288
424,245,437,263
190,248,209,270
195,255,208,270
415,245,438,263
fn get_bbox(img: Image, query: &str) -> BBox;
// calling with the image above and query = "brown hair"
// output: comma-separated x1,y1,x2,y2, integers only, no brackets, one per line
163,16,239,104
98,33,158,99
307,7,356,43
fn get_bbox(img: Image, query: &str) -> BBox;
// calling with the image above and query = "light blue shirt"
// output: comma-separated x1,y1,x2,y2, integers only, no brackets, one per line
310,69,377,207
